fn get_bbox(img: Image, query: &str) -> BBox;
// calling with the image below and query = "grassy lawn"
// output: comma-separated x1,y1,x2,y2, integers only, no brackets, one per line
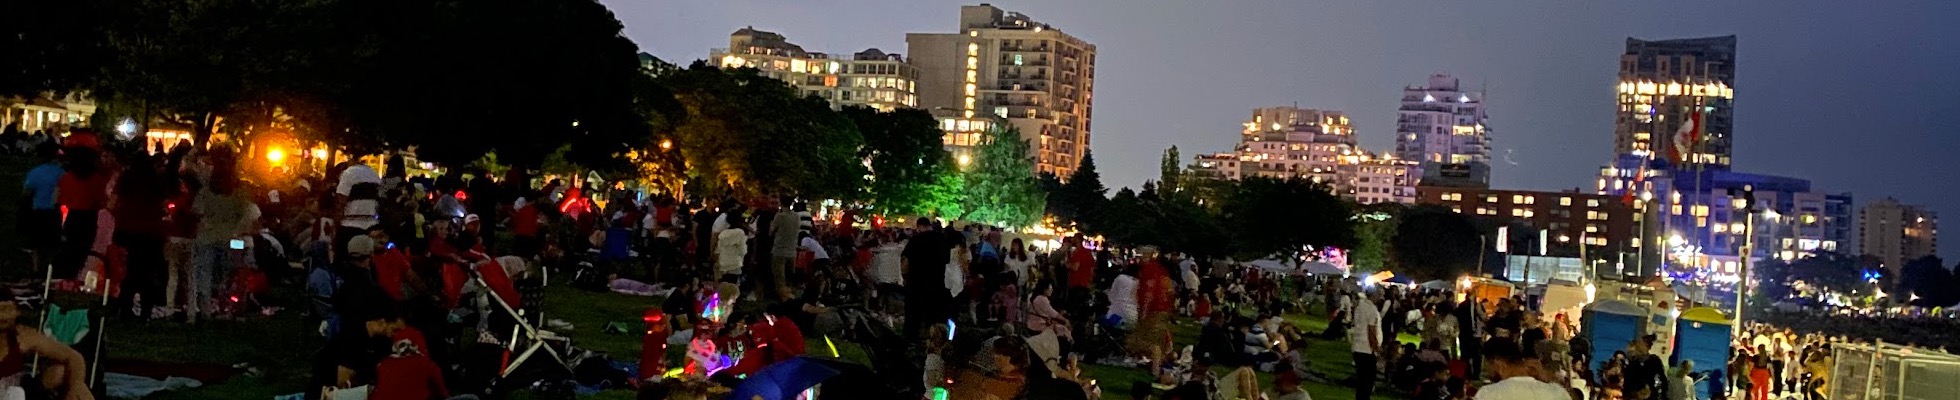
107,282,1412,399
1081,308,1419,400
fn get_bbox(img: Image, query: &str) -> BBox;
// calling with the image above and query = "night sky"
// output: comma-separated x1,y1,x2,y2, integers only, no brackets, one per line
605,1,1960,260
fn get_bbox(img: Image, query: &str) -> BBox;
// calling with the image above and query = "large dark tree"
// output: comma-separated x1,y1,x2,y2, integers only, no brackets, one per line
845,106,949,212
0,0,105,99
658,64,865,198
1053,149,1107,228
1898,256,1960,307
1158,146,1182,198
1391,205,1482,281
1218,177,1353,261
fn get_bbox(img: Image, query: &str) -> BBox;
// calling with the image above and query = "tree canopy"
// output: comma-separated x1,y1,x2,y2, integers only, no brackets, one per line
959,124,1044,227
1217,177,1354,260
1051,149,1107,228
1391,205,1483,281
845,106,951,213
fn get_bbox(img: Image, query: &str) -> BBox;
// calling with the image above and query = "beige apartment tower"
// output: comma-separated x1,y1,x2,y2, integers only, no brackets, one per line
1859,197,1939,275
908,4,1096,177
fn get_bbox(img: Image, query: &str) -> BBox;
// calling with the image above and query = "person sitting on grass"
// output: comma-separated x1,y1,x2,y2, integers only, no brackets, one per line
0,297,93,400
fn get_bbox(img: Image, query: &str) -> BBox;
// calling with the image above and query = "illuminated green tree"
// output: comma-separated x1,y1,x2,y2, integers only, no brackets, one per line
959,124,1043,227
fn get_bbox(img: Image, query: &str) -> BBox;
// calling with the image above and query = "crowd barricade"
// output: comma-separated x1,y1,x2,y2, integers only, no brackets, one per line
1829,340,1960,400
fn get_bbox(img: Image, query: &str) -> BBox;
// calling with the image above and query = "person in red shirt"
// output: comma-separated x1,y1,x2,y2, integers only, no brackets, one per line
1132,246,1176,375
1063,236,1097,320
56,145,112,278
371,325,449,400
511,192,542,260
719,311,808,377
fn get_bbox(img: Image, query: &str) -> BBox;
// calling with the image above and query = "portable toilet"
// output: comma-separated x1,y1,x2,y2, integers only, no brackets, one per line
1674,307,1734,400
1583,299,1646,372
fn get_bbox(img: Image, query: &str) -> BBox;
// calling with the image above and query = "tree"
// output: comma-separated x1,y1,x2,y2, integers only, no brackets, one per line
1350,203,1404,274
658,64,865,198
1053,149,1107,228
959,124,1044,227
1898,256,1960,307
1391,205,1482,281
1218,177,1354,261
1159,146,1182,197
845,106,949,212
1095,188,1155,247
0,0,105,99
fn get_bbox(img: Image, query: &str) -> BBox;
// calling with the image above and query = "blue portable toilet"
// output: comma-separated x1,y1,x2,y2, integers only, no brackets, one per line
1584,300,1645,373
1674,307,1734,400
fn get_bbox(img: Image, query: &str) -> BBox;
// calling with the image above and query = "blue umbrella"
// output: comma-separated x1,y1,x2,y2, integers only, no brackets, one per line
727,356,841,400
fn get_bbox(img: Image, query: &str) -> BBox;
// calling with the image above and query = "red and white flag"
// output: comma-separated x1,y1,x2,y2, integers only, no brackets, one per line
1671,109,1704,164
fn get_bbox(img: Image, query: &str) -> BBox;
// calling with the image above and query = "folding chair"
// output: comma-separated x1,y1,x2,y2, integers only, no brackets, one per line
463,259,571,378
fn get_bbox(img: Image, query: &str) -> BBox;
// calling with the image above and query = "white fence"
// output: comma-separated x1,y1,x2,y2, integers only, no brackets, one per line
1828,341,1960,400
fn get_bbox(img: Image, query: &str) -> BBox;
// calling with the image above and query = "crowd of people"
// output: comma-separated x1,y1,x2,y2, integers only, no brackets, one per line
17,127,1957,400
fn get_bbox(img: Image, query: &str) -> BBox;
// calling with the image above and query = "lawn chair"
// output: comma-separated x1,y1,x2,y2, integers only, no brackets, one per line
462,259,571,380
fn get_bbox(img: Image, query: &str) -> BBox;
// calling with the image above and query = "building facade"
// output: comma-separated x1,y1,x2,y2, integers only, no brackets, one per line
908,4,1096,177
1187,106,1419,204
1395,74,1491,188
1859,197,1939,274
2,92,94,135
1615,36,1736,170
1597,154,1855,278
711,27,919,111
1416,187,1641,275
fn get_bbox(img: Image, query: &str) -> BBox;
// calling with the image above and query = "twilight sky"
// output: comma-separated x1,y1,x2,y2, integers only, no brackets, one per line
604,0,1960,260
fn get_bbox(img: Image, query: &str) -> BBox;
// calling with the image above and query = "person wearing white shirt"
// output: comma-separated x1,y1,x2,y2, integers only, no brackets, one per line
1475,340,1573,400
1349,289,1384,400
799,233,829,265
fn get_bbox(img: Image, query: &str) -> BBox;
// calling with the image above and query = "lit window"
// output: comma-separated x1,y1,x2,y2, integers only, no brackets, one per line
1630,239,1641,248
1587,199,1601,207
1560,197,1572,206
993,107,1007,118
967,43,979,56
1485,195,1498,203
964,84,976,96
1586,224,1600,233
1512,195,1524,204
1013,54,1023,66
969,30,978,37
967,56,978,69
1451,207,1462,213
964,96,975,110
1513,208,1526,217
1671,204,1683,215
965,70,977,83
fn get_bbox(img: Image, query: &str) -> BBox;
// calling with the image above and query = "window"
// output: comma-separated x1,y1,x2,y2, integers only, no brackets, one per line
966,70,977,83
967,56,978,69
1442,193,1462,201
1630,239,1641,248
1014,54,1024,66
1587,199,1601,207
1671,204,1683,215
964,96,975,110
967,43,979,56
1586,224,1600,233
1485,195,1498,203
1561,197,1573,206
993,107,1008,118
964,83,976,96
1451,206,1462,213
1513,195,1524,204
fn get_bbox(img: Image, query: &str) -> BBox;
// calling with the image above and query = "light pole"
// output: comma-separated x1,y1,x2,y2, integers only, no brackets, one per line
1734,185,1757,321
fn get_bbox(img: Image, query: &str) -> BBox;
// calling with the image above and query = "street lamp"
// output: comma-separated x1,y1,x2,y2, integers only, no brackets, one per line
115,118,137,139
957,154,972,168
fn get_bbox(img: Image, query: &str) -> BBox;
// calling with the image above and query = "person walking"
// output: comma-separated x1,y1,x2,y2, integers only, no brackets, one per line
19,144,62,272
769,196,800,302
1350,288,1384,400
55,145,111,279
715,217,750,310
901,218,952,339
190,150,257,322
111,153,170,319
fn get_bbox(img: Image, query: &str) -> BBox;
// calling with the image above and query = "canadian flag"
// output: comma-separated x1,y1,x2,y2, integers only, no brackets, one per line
1670,110,1703,164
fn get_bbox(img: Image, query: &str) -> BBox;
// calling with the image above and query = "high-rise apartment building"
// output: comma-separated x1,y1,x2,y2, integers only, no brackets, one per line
1859,197,1939,274
1395,74,1490,188
711,27,919,111
1188,106,1420,204
908,4,1096,177
1597,154,1856,277
1614,36,1736,169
